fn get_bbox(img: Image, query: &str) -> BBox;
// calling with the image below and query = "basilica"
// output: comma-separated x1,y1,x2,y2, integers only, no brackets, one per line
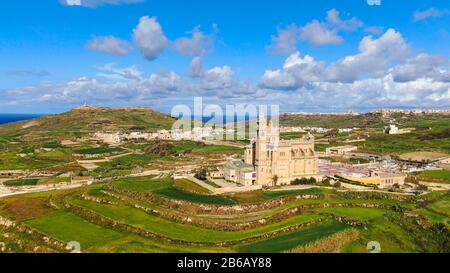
225,113,320,186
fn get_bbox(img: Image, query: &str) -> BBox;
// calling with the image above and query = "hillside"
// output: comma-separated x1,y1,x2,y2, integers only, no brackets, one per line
0,106,176,139
280,112,450,129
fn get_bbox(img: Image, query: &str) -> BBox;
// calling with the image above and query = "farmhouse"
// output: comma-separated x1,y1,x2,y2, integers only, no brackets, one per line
326,145,358,155
384,124,413,135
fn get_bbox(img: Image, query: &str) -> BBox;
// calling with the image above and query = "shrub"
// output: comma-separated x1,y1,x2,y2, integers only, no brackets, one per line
291,177,316,185
144,141,175,156
194,168,207,181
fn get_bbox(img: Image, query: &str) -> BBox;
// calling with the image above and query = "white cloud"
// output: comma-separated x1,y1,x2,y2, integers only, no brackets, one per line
300,20,343,46
268,25,301,55
97,63,143,81
173,26,215,57
414,7,448,22
326,9,363,31
261,52,324,90
269,9,363,52
61,0,144,8
189,57,204,78
390,53,450,82
5,27,450,112
133,16,169,61
86,36,132,56
326,29,409,82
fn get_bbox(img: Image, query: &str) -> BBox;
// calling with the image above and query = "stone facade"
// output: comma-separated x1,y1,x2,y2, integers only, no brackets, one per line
245,113,319,186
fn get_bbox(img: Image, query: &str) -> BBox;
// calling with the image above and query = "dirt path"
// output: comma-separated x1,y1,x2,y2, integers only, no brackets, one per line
0,182,89,198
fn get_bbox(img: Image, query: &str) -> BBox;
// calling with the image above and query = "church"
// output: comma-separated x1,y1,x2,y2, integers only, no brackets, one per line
240,113,319,186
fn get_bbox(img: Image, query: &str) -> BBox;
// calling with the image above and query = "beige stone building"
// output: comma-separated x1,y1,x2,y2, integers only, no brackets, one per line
243,113,319,186
224,160,256,186
326,145,358,155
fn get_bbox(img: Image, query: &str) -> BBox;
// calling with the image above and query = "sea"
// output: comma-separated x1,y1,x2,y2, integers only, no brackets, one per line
0,114,43,125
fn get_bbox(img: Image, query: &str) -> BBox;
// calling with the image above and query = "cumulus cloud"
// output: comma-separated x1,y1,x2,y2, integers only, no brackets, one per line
86,36,132,56
186,57,255,98
326,9,363,31
269,9,363,52
255,27,450,110
414,7,448,22
300,20,343,46
97,63,143,81
261,52,324,90
60,0,144,8
268,25,301,55
173,26,215,57
326,29,409,82
189,57,204,78
5,27,450,112
133,16,169,61
390,54,450,82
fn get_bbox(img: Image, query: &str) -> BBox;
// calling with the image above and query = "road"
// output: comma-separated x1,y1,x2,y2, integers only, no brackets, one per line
0,182,90,198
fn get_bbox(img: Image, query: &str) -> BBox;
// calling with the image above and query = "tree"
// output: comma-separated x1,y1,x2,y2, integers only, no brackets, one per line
325,129,339,139
272,175,279,187
194,168,207,181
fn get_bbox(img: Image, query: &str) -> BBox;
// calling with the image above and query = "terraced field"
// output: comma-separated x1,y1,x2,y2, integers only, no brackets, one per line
0,176,448,253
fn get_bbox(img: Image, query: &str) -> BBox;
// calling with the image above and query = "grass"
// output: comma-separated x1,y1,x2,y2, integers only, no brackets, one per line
417,170,450,184
280,132,307,140
113,176,235,205
0,196,55,221
68,197,322,242
26,210,125,250
74,146,123,155
174,179,211,194
3,178,39,187
173,141,243,155
227,190,267,204
357,132,450,154
237,221,348,253
155,187,236,205
341,217,420,253
261,188,323,199
101,154,156,168
313,207,387,221
0,152,66,170
112,176,170,192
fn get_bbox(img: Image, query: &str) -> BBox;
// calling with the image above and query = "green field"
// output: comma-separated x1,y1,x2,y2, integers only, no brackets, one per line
155,187,236,205
313,207,387,220
417,170,450,184
0,179,448,253
3,178,39,187
237,221,348,252
74,147,123,155
26,211,125,249
261,188,323,199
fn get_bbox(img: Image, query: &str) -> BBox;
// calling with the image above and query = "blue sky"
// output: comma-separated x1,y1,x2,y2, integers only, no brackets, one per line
1,0,449,114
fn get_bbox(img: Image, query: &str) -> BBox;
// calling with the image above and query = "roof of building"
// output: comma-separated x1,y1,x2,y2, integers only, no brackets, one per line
226,159,254,171
378,172,407,178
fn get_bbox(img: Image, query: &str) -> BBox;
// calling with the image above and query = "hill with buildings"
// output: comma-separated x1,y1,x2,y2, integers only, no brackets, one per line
280,111,450,129
0,106,176,139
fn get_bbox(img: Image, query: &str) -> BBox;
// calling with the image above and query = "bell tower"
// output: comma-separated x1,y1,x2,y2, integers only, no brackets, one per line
255,112,270,185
